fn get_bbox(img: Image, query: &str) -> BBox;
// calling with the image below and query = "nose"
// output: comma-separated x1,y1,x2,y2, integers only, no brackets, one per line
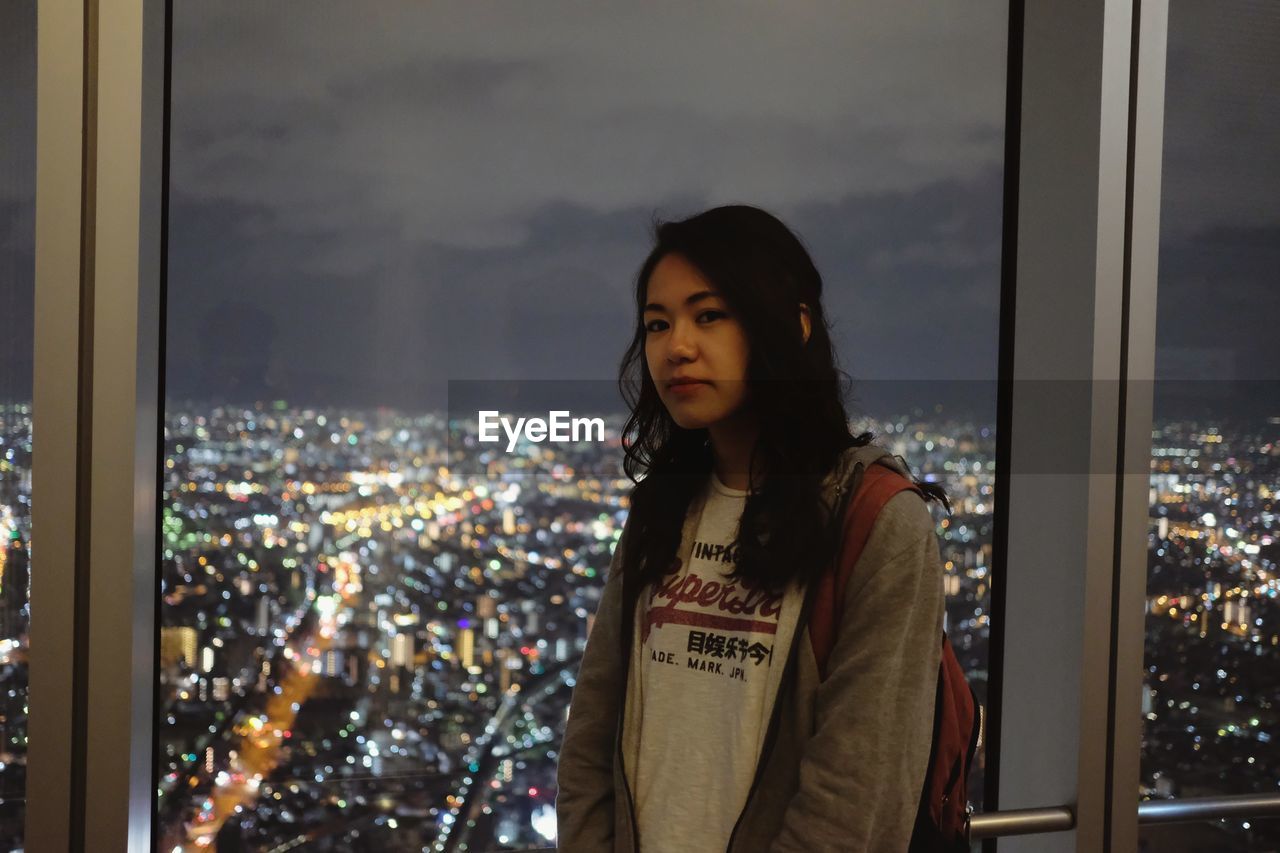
665,318,697,363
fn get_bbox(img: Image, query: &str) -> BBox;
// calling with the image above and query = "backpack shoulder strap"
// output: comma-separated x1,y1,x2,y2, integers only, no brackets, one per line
809,462,924,680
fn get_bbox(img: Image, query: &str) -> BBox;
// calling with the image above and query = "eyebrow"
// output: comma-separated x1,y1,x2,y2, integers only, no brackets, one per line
643,290,721,313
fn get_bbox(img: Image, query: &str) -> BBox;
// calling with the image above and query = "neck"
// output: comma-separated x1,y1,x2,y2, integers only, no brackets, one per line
708,413,762,492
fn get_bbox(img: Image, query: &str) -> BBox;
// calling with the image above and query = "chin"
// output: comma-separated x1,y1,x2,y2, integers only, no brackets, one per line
665,404,727,431
670,415,711,431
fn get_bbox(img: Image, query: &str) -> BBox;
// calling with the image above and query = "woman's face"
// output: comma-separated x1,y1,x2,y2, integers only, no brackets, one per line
643,253,752,430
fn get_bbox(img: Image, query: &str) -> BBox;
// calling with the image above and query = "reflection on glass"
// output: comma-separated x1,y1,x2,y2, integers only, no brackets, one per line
156,4,1007,849
1139,2,1280,851
0,2,36,847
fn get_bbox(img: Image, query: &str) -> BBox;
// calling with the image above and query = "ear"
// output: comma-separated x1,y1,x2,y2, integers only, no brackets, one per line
799,303,812,345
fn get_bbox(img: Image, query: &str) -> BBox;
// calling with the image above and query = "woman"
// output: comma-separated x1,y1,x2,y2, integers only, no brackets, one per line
555,205,950,852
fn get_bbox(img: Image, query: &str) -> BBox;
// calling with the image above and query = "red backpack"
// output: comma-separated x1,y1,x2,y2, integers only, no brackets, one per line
808,462,983,852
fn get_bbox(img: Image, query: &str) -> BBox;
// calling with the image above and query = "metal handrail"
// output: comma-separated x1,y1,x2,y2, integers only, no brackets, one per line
481,794,1280,849
964,792,1280,841
1138,792,1280,826
967,805,1076,841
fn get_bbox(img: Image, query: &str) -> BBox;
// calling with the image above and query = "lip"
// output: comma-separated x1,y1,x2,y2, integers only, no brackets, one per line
668,379,710,396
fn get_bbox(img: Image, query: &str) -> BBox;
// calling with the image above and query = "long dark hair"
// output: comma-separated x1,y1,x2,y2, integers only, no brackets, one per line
615,204,949,596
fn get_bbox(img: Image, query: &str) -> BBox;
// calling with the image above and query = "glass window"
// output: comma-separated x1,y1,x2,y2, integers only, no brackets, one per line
1140,2,1280,850
0,2,36,847
157,3,1008,849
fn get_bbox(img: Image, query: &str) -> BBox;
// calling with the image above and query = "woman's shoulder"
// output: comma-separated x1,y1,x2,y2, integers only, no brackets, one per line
857,481,936,556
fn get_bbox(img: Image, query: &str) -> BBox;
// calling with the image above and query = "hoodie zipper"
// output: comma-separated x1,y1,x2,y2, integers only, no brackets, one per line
616,571,642,852
616,710,640,852
723,572,824,851
723,469,859,852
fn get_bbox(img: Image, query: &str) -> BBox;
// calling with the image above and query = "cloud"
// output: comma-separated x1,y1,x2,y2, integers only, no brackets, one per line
0,3,35,209
1159,0,1280,240
171,1,1008,254
162,1,1012,411
166,166,1008,415
7,0,1274,411
0,4,35,402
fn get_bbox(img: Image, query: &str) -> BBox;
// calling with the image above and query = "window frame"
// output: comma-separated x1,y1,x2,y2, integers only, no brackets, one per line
28,0,167,847
33,1,1276,851
980,1,1166,851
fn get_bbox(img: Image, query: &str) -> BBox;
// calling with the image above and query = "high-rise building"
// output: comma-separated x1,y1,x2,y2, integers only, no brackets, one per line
346,654,359,686
323,648,343,678
255,596,270,636
496,648,512,692
391,632,413,668
159,626,199,669
1,531,30,640
459,627,475,669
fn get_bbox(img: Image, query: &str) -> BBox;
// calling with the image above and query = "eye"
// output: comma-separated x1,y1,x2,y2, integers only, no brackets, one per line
643,310,725,334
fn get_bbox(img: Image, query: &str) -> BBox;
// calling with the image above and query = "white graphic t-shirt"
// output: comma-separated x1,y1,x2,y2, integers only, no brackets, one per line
633,470,785,853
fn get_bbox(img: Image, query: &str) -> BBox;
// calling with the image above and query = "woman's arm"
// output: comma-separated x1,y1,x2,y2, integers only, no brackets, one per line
555,520,631,851
771,491,947,853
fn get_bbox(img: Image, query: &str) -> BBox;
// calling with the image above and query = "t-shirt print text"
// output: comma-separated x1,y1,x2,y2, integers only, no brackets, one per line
642,543,783,683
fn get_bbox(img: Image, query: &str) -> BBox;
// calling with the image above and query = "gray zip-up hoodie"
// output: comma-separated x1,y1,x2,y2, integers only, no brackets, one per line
555,443,946,853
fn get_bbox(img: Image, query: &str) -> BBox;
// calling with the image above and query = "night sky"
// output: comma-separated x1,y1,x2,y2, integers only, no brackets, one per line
2,1,1276,418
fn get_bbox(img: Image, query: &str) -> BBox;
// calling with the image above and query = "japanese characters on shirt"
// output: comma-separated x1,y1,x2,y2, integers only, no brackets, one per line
641,534,783,684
